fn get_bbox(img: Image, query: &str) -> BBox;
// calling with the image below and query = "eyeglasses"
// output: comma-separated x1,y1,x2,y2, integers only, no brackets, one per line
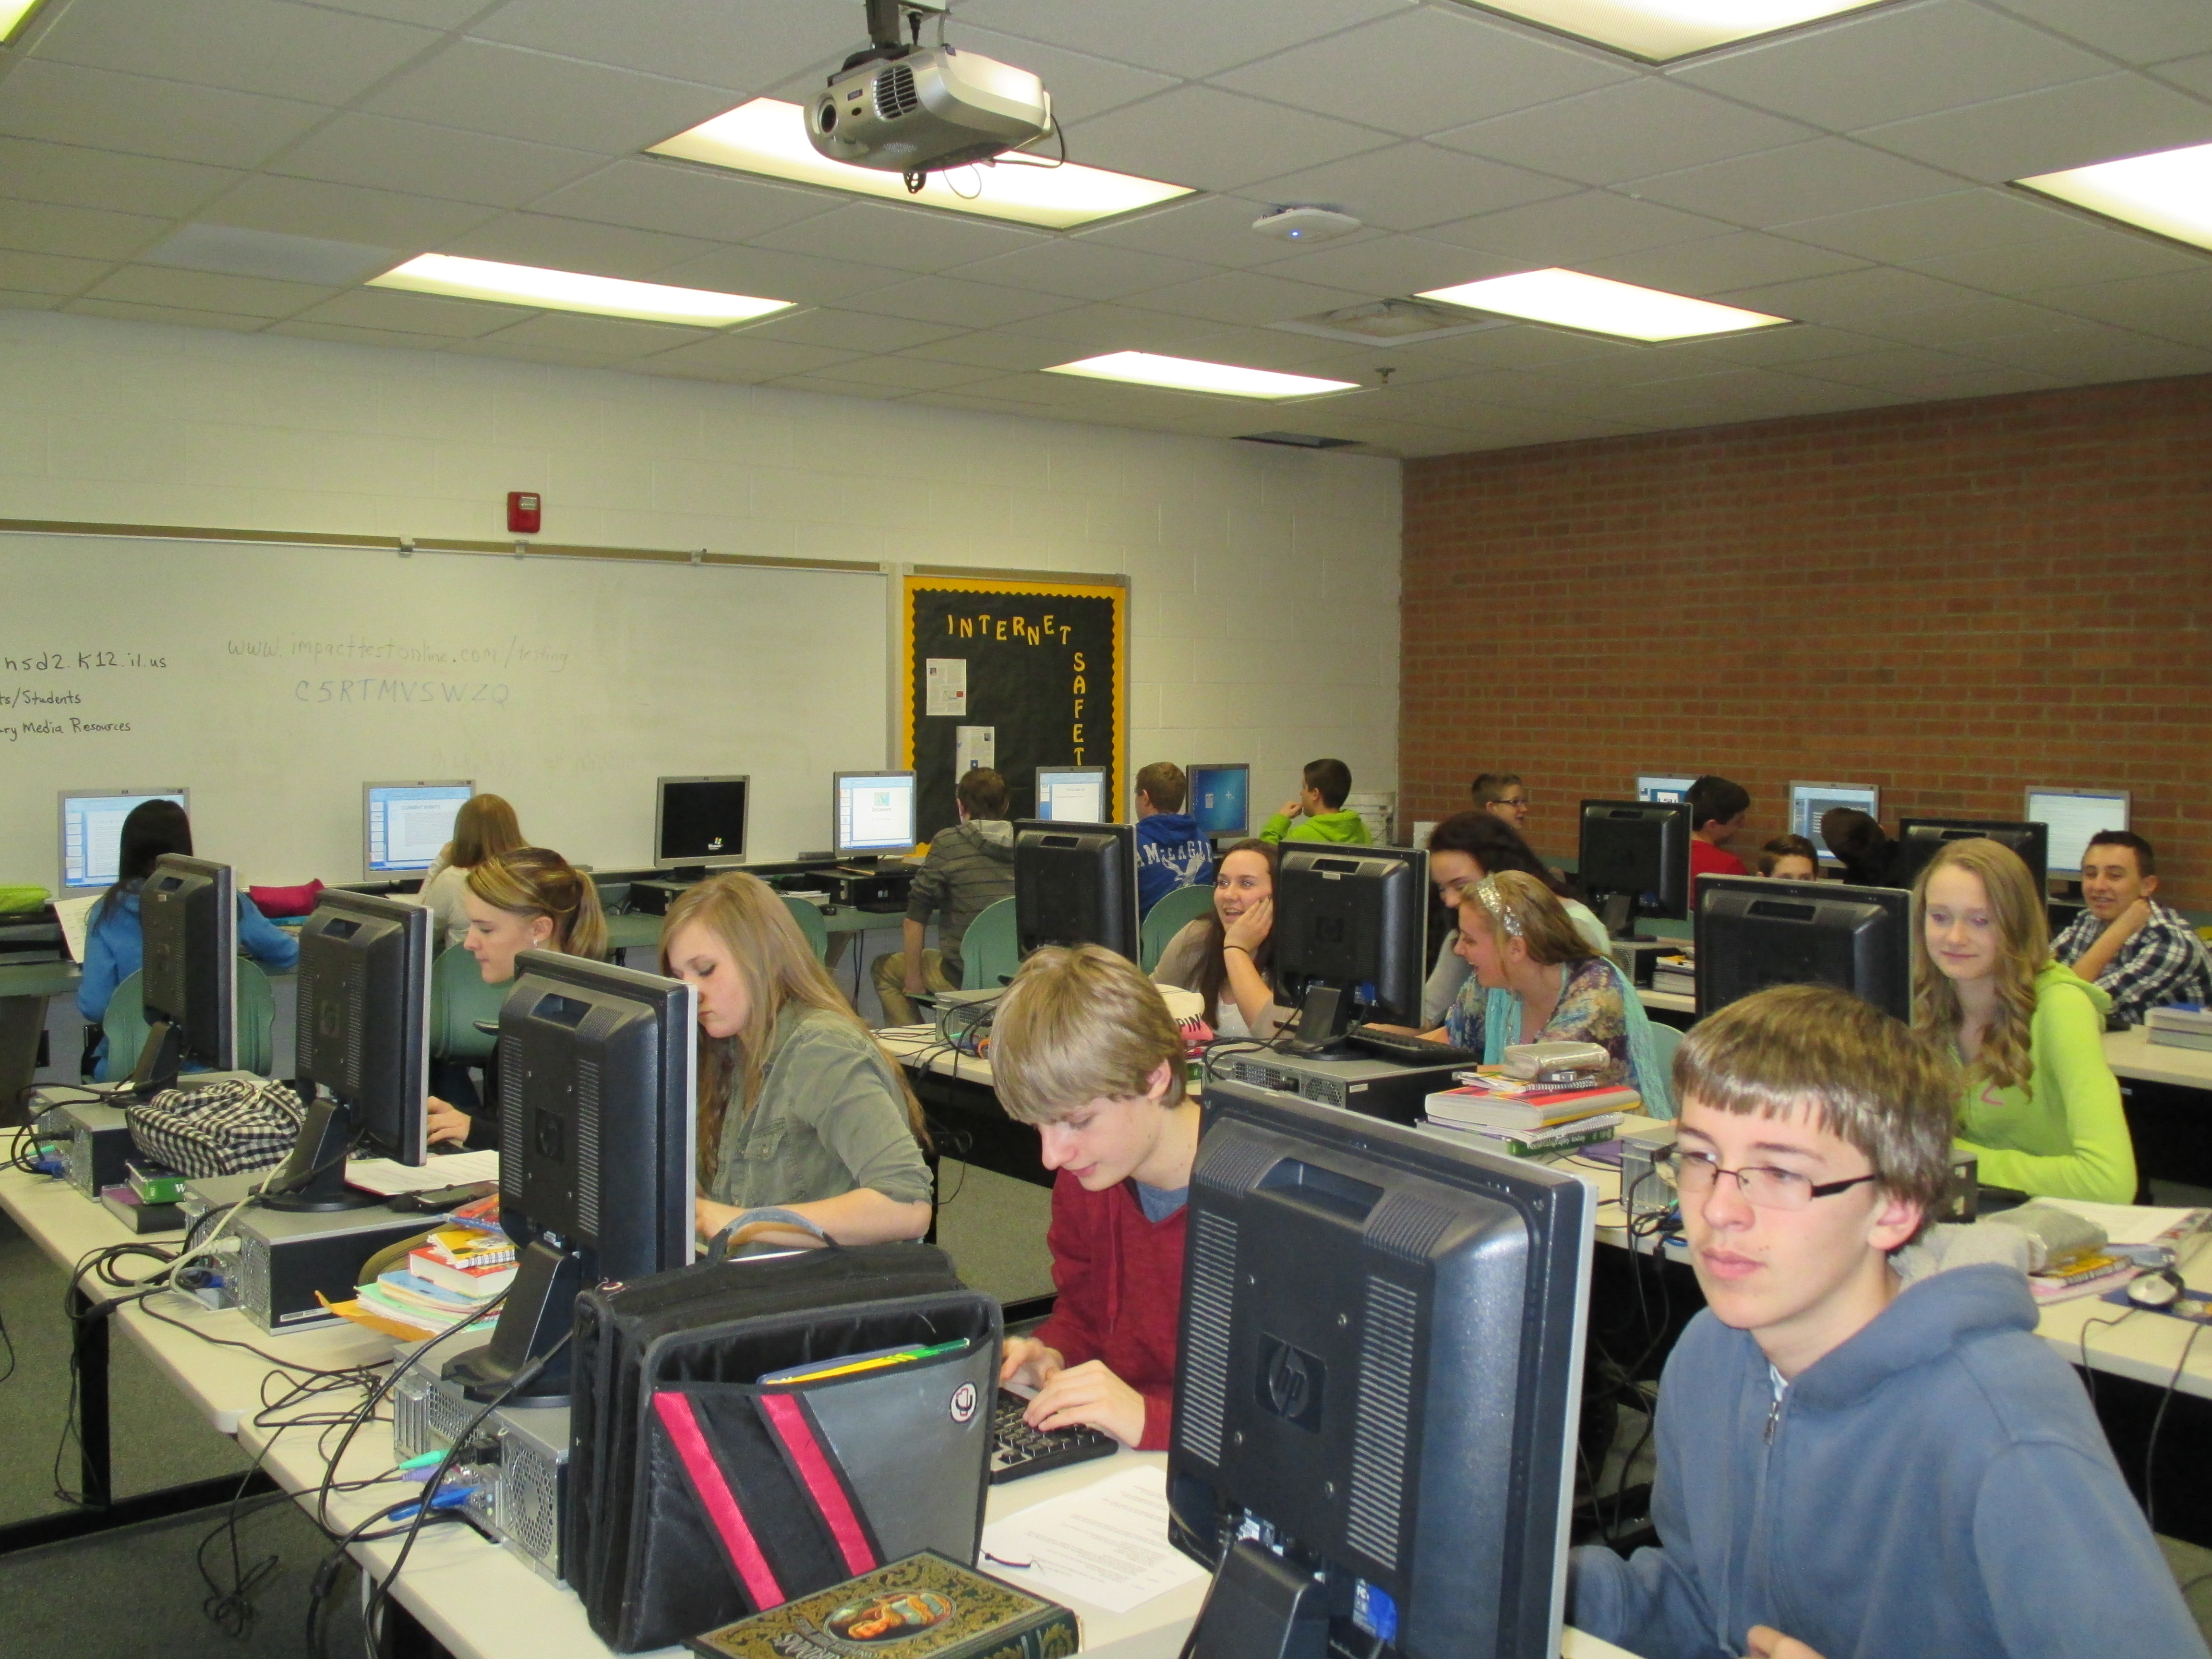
1655,1147,1879,1212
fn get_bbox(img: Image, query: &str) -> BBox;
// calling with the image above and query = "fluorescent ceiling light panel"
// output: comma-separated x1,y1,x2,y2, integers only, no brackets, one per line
650,99,1190,230
1419,268,1791,341
370,254,792,326
1046,352,1360,399
2017,142,2212,254
0,0,42,43
1457,0,1891,61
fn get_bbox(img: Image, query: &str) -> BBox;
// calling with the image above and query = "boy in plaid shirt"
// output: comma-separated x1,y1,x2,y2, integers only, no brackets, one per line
2052,831,2212,1028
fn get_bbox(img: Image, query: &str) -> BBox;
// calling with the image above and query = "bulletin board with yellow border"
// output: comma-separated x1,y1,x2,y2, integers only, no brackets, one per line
898,570,1127,843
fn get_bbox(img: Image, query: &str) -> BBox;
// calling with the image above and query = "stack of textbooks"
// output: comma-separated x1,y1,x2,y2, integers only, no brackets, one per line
2027,1251,2138,1304
1422,1073,1640,1158
325,1223,515,1341
1650,950,1696,998
2147,1004,2212,1052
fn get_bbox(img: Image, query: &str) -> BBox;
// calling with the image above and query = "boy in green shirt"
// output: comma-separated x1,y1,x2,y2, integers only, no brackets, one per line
1259,758,1371,845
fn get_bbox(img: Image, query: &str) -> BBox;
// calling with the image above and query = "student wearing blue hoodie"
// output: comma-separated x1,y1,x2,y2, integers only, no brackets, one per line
1572,982,2205,1659
76,798,300,1073
1132,761,1213,915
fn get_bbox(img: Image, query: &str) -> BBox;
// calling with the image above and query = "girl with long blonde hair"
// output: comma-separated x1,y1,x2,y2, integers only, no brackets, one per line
1911,837,2133,1202
661,873,932,1249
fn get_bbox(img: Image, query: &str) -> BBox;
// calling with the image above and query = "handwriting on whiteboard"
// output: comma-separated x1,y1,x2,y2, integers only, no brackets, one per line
293,678,511,707
228,633,571,673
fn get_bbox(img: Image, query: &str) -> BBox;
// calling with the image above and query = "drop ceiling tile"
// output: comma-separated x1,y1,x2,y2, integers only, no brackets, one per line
759,372,912,400
1582,230,1869,295
1772,188,2086,262
363,39,739,154
0,289,66,314
1669,322,1894,365
772,354,1005,392
1785,342,2004,390
469,0,859,93
84,264,338,317
1711,264,1981,327
301,0,483,25
2155,54,2212,101
435,212,726,278
32,0,441,104
651,243,909,303
2029,268,2212,336
475,313,717,356
1622,139,1961,228
1907,231,2208,296
0,60,332,169
205,175,502,247
269,318,469,351
1163,326,1376,373
1247,143,1576,233
1989,0,2212,65
1671,0,2108,132
442,335,635,367
835,273,1082,327
270,115,606,208
1423,190,1734,262
948,0,1408,80
1961,320,2212,378
993,301,1232,349
1075,195,1321,270
950,239,1221,301
1842,292,2079,346
530,162,833,243
1123,268,1375,326
1434,78,1815,187
0,200,170,261
1851,73,2212,183
897,332,1082,371
0,140,240,217
64,296,272,330
1063,87,1391,195
0,249,112,295
631,333,868,381
740,307,967,352
907,26,1179,124
1213,7,1629,137
1248,232,1518,296
749,202,1047,276
291,287,542,336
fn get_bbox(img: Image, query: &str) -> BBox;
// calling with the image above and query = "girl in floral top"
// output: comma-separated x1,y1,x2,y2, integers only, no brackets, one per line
1424,870,1674,1118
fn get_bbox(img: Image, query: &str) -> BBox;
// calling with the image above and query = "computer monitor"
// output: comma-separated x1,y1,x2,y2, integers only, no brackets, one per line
58,787,189,892
1013,821,1140,965
444,951,697,1401
1695,875,1911,1023
1035,766,1107,824
261,892,433,1213
656,775,749,869
1635,772,1696,804
1577,800,1692,938
1270,844,1429,1050
833,770,917,858
1892,818,2049,896
2026,787,2130,880
137,855,237,1092
1169,1081,1591,1659
1187,763,1251,838
362,780,473,877
1789,781,1880,865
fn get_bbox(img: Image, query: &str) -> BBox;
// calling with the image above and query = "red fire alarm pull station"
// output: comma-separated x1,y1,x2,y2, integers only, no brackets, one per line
507,492,541,534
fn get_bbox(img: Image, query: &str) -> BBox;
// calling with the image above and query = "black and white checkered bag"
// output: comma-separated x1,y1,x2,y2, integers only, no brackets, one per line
127,1078,309,1177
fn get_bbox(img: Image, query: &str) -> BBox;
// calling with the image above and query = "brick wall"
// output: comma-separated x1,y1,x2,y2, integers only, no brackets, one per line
1401,374,2212,909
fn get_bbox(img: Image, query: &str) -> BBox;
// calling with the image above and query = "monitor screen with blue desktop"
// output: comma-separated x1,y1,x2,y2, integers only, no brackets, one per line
1186,762,1250,837
59,787,189,891
1790,781,1880,864
834,770,917,856
1636,772,1696,804
2026,787,2130,879
1035,767,1107,823
363,781,473,876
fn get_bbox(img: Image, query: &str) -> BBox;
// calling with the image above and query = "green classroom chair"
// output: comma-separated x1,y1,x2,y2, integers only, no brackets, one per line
781,893,831,964
959,897,1021,991
430,944,506,1065
95,962,276,1082
1641,1021,1684,1116
1140,881,1216,974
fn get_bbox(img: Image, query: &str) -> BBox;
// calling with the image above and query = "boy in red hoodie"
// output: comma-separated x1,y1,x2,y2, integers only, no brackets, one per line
989,944,1194,1450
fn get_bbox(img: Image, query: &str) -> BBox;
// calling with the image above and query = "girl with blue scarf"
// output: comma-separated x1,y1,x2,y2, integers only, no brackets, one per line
1428,870,1674,1119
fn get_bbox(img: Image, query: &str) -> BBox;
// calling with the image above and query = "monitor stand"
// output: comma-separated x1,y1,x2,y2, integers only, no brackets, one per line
126,1021,184,1099
259,1096,383,1213
1279,984,1356,1058
1190,1540,1328,1659
442,1239,578,1405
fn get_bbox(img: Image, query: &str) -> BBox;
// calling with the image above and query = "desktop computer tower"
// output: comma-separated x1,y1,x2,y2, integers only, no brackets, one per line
58,1100,136,1200
1204,1050,1465,1127
230,1205,427,1332
394,1370,568,1585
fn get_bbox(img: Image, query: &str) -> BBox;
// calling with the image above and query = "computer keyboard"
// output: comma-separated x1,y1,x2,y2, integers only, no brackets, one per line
1342,1026,1483,1068
989,1390,1118,1484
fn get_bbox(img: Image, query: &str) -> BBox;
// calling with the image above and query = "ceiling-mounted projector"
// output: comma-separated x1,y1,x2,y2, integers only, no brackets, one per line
811,0,1052,187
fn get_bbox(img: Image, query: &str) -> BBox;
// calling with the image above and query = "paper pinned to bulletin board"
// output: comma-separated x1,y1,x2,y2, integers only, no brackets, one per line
899,570,1127,844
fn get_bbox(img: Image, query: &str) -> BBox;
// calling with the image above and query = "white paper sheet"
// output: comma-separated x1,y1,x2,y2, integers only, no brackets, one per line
977,1463,1206,1614
2039,1198,2208,1246
346,1150,500,1195
54,893,99,963
926,658,967,717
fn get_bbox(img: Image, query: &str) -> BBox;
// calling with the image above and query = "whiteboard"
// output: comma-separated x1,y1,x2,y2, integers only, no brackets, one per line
1,534,889,890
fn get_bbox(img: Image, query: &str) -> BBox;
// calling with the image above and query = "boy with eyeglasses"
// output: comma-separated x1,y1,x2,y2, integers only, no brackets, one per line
1571,982,2205,1659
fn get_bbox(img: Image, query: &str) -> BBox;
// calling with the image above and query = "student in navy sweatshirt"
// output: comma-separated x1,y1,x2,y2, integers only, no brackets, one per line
989,944,1193,1451
1132,761,1213,915
1571,982,2205,1659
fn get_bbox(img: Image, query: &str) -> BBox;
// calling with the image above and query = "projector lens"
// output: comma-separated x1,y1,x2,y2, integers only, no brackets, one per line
815,100,837,132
